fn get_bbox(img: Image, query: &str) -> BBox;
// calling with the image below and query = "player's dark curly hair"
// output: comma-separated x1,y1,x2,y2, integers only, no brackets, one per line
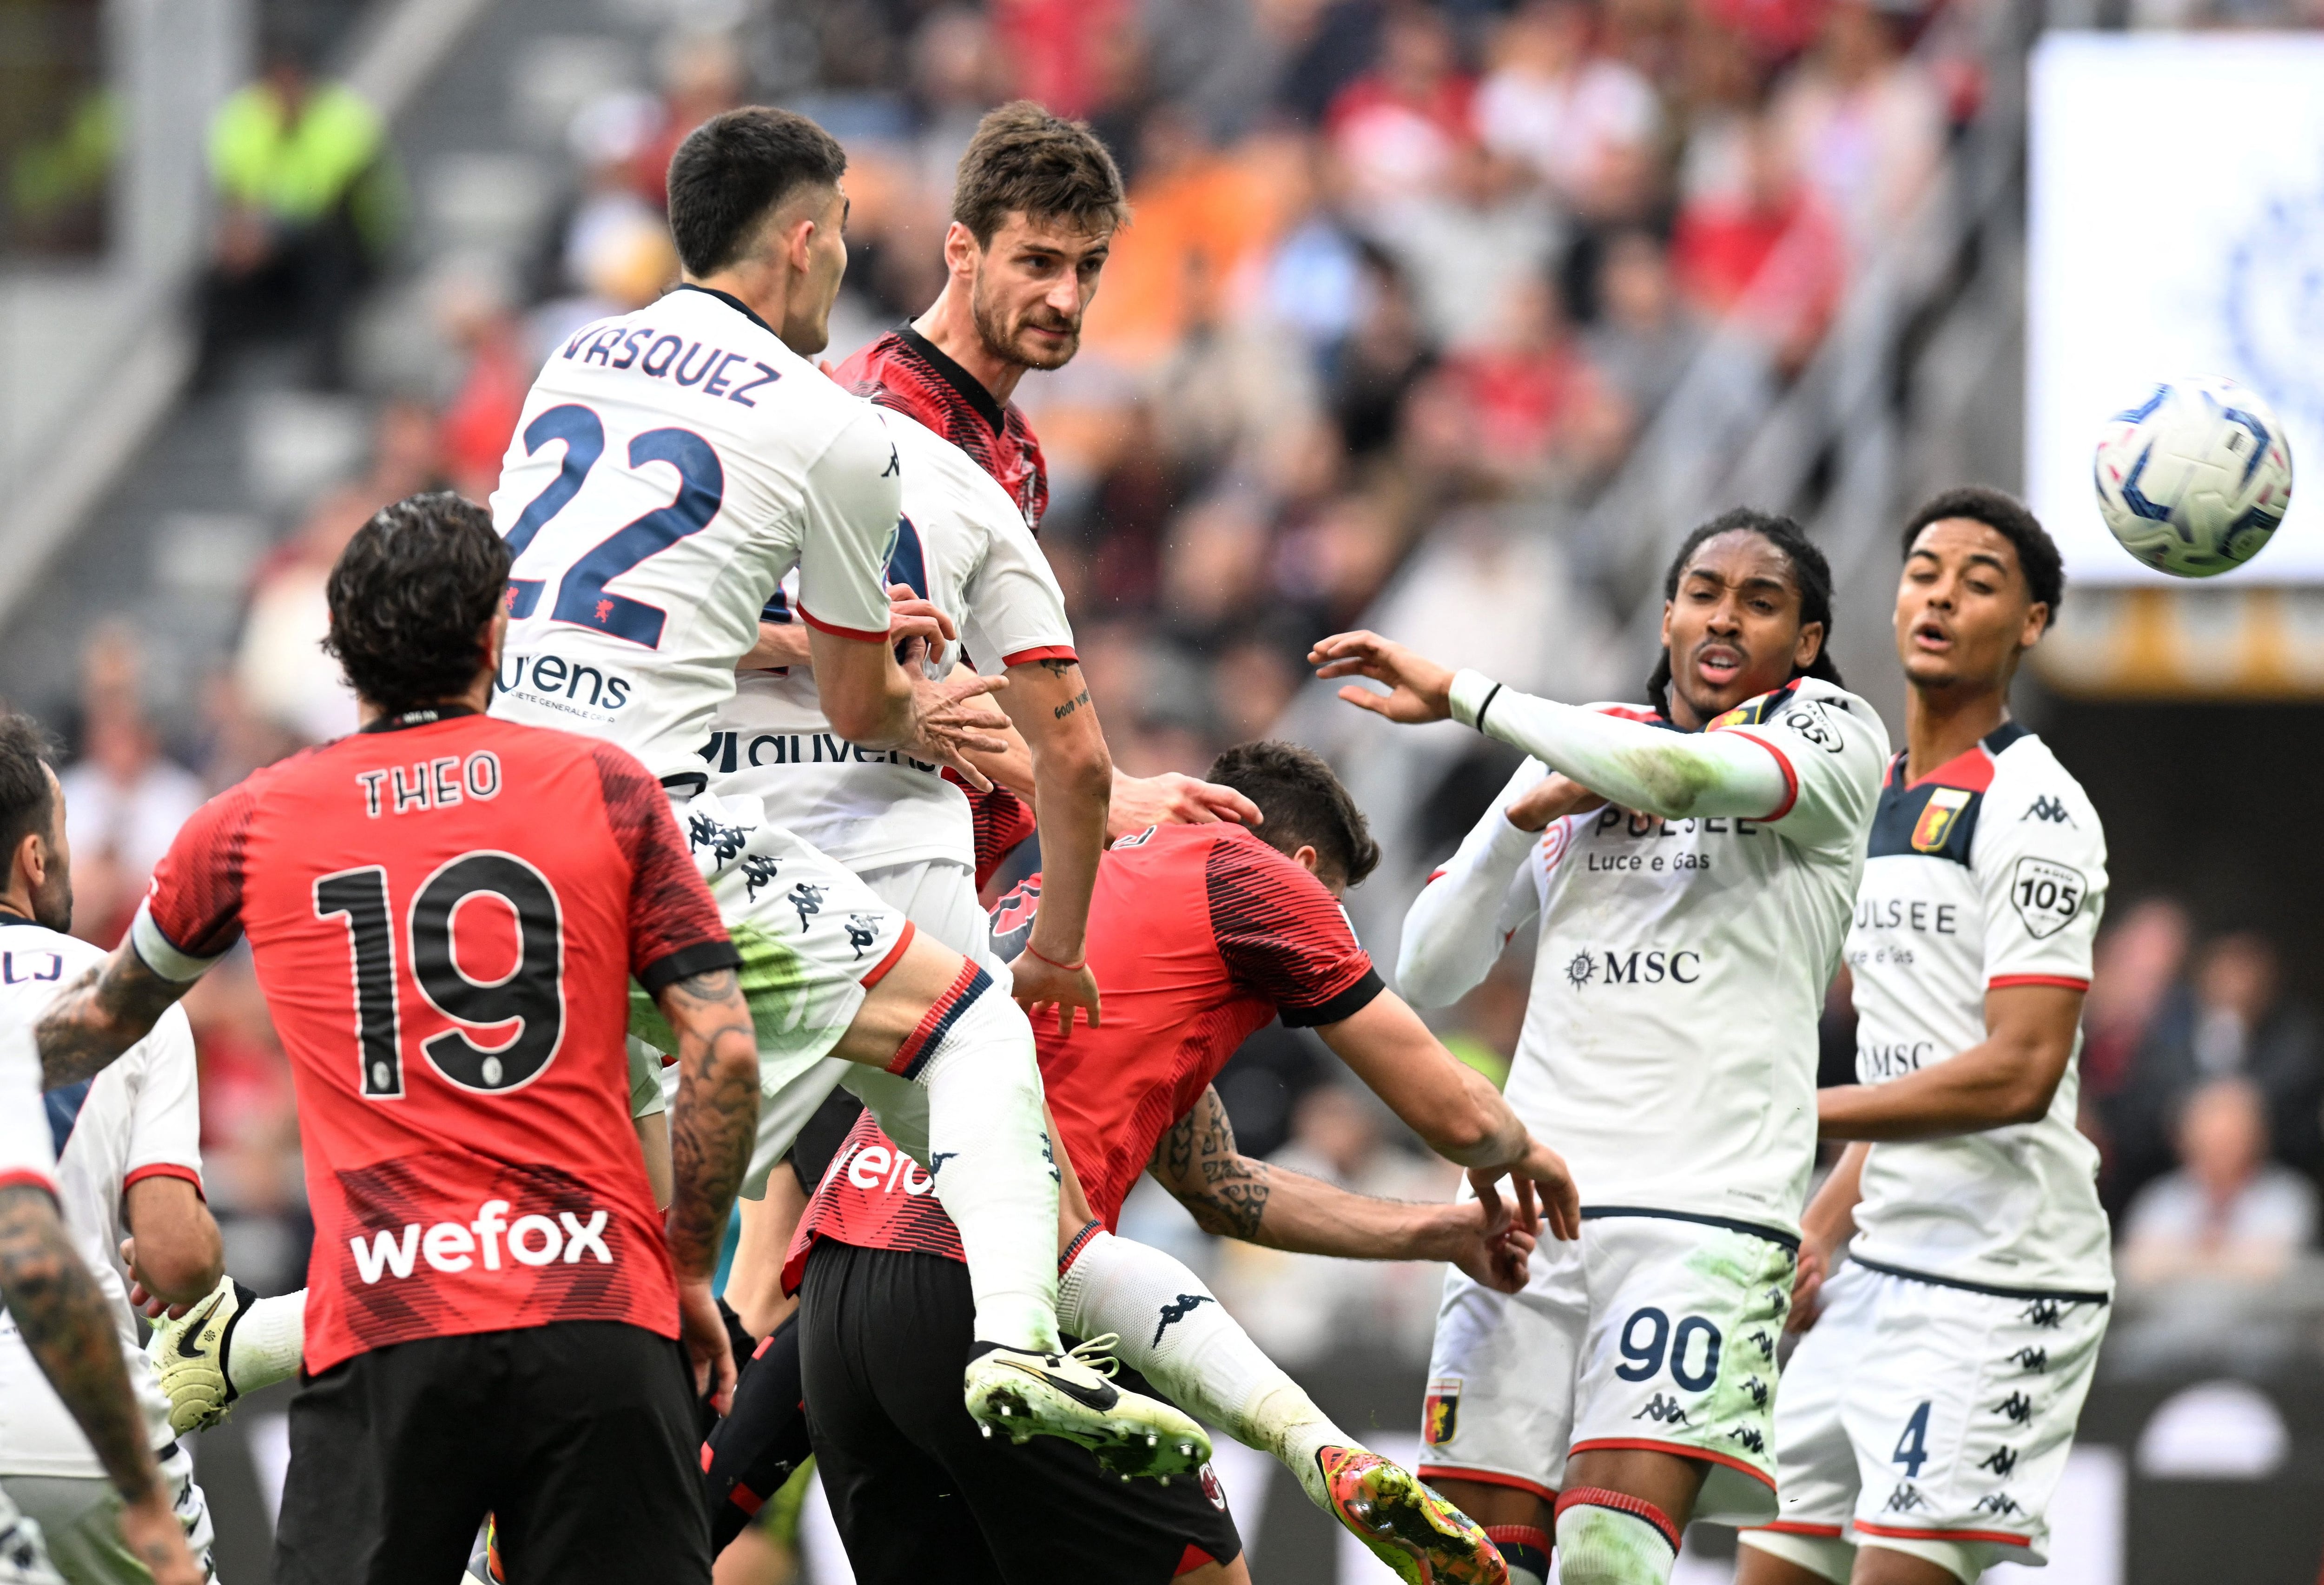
1901,486,2065,616
1645,507,1843,718
324,493,510,717
0,712,57,865
1205,740,1381,889
668,106,849,277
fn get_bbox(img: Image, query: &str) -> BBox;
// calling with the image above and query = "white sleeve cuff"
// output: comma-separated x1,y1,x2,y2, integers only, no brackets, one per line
1449,669,1504,732
130,903,223,984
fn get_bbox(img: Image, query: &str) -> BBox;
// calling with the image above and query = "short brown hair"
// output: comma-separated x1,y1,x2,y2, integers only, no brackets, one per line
951,101,1129,246
1205,741,1381,888
668,107,848,277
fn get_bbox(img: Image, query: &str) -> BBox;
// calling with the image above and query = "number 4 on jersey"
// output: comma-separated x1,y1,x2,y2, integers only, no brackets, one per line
502,403,726,648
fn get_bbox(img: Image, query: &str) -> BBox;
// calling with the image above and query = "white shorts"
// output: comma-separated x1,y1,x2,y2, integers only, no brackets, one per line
739,856,1003,1192
0,1441,211,1585
1419,1210,1797,1525
634,788,914,1195
1742,1258,2108,1580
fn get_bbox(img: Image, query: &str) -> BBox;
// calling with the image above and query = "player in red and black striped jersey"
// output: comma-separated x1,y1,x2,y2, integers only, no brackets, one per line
33,499,765,1585
746,743,1583,1585
830,103,1257,884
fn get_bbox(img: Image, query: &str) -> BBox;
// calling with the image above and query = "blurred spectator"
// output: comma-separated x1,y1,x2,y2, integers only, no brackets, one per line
1326,245,1437,456
625,30,746,211
433,269,533,502
58,625,205,947
197,34,401,390
1326,7,1475,212
2107,931,2324,1205
2121,1077,2318,1286
1585,227,1708,421
1769,0,1944,260
1406,272,1631,491
1474,0,1662,220
1670,112,1847,372
181,950,308,1295
2081,896,2192,1204
1368,141,1560,352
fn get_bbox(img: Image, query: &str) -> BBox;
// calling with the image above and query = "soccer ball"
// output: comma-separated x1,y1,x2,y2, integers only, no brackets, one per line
2092,376,2293,577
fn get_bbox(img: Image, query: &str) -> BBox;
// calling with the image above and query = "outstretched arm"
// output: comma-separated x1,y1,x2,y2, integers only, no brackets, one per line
36,944,193,1091
1310,631,1788,821
1148,1086,1533,1292
0,1185,200,1584
1314,991,1580,1241
653,965,761,1414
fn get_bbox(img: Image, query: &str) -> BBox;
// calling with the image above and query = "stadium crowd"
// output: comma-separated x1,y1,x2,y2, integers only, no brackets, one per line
18,0,2317,1358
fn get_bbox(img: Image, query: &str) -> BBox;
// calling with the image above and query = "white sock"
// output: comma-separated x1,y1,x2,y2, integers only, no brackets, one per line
904,965,1061,1354
225,1288,307,1396
1555,1496,1678,1585
1056,1228,1354,1502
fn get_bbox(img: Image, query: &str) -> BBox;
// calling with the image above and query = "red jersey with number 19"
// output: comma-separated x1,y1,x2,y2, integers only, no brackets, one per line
131,710,739,1373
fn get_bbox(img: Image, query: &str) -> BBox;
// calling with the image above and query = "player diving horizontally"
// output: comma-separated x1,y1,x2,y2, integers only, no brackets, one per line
1736,489,2109,1585
1314,510,1888,1585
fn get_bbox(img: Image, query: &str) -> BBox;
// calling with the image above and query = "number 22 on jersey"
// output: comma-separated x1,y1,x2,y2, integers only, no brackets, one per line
501,404,725,648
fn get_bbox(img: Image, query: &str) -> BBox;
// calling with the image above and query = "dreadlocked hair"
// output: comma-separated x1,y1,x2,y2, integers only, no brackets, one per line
1644,507,1843,719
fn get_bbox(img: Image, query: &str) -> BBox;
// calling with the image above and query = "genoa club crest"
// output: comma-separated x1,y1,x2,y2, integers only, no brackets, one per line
1910,786,1973,852
1423,1378,1462,1446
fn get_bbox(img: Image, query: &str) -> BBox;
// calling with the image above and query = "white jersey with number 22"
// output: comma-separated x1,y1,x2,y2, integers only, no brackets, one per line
488,285,899,781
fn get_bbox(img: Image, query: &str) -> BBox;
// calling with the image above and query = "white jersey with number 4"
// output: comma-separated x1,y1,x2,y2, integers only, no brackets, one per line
1845,724,2112,1294
488,285,899,782
711,414,1076,873
1410,678,1888,1235
0,923,202,1475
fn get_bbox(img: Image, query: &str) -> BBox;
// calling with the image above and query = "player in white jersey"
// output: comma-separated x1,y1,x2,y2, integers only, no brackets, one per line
1736,489,2108,1585
0,721,202,1585
485,106,1202,1473
1311,511,1889,1585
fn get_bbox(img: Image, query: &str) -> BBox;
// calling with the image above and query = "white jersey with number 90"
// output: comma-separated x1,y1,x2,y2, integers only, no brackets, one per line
488,285,899,782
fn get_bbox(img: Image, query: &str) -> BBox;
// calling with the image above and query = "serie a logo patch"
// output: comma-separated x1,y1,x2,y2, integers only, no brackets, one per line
1910,786,1974,852
1424,1378,1462,1446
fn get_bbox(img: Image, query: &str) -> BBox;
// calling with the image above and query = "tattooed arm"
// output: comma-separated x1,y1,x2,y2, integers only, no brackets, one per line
1146,1086,1534,1293
993,655,1110,1033
35,945,196,1091
0,1186,201,1584
652,965,760,1413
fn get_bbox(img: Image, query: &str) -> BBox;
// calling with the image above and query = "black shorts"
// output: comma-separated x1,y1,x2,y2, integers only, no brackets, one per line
799,1239,1244,1585
272,1321,709,1585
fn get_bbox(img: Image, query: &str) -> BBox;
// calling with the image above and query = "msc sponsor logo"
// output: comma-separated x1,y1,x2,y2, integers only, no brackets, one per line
1858,1040,1935,1080
1563,947,1702,988
347,1198,612,1285
495,652,633,714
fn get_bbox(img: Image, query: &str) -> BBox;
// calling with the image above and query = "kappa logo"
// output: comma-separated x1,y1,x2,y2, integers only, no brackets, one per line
1746,1328,1776,1360
1882,1482,1929,1514
1152,1294,1214,1347
2010,1346,2049,1373
1742,1374,1769,1407
1728,1425,1765,1454
844,913,880,958
1974,1492,2023,1517
1980,1446,2020,1477
1633,1393,1691,1426
740,853,780,900
2019,1297,2066,1328
1992,1392,2034,1425
2024,796,2075,825
1424,1379,1462,1446
688,813,748,865
787,881,826,932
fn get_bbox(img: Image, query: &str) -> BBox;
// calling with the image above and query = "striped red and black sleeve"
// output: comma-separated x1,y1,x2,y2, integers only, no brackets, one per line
1205,835,1383,1028
585,743,741,995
